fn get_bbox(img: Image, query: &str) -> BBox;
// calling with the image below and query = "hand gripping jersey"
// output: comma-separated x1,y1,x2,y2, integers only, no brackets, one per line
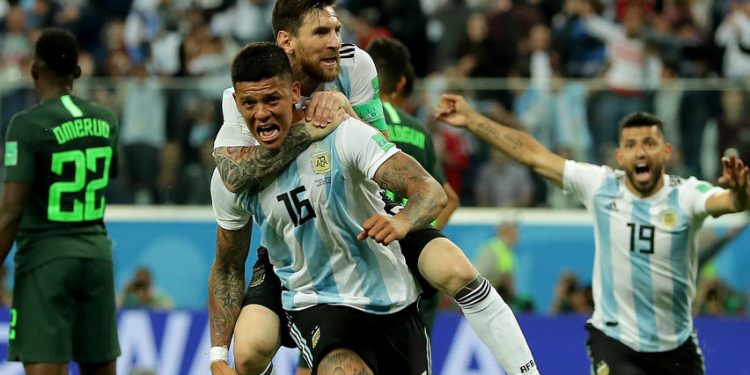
214,43,385,148
563,160,723,352
211,118,419,314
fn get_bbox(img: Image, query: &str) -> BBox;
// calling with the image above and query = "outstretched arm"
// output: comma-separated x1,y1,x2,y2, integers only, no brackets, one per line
706,155,750,217
208,223,251,372
435,93,566,187
359,152,447,245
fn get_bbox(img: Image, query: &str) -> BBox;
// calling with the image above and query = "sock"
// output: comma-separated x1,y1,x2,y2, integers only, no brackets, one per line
259,362,276,375
454,276,539,375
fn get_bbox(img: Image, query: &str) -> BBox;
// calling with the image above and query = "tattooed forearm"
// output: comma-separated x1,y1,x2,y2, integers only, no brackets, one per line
375,152,446,229
208,224,251,346
214,123,313,192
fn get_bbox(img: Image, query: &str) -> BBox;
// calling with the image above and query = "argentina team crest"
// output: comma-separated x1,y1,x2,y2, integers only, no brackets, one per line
311,150,331,174
660,208,678,229
310,142,331,174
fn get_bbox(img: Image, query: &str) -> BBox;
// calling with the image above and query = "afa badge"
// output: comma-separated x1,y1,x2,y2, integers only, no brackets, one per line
312,152,331,174
660,209,678,229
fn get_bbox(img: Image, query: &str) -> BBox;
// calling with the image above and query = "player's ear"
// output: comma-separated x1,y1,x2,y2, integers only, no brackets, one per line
291,80,301,102
663,143,673,161
277,31,294,53
30,63,39,81
615,148,623,166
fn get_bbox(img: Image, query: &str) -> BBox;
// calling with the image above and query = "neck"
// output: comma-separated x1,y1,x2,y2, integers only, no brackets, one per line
291,61,321,96
624,174,665,199
36,81,73,101
380,93,404,109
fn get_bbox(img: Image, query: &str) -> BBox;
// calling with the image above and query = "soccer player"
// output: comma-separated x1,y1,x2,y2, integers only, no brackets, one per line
436,94,750,375
212,42,438,375
366,37,459,336
209,1,389,374
0,29,120,375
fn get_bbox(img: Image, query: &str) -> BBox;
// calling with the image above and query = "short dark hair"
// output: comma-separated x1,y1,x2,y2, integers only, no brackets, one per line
231,42,293,86
34,28,79,78
367,37,415,97
619,112,664,133
272,0,336,36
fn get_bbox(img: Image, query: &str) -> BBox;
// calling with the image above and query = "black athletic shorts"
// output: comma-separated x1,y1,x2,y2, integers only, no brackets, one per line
287,302,430,375
586,323,705,375
398,227,444,298
241,246,296,348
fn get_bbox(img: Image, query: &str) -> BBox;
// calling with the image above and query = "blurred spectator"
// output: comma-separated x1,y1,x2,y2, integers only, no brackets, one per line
716,88,750,167
694,277,747,316
551,0,606,77
339,7,392,49
118,266,174,309
121,64,167,204
425,0,472,72
210,0,274,44
582,5,657,163
473,220,519,288
474,148,534,207
549,272,595,314
155,140,188,204
182,139,215,204
0,5,32,82
714,0,750,79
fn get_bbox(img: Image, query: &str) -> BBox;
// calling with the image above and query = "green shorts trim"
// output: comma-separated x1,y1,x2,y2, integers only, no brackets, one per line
8,257,120,363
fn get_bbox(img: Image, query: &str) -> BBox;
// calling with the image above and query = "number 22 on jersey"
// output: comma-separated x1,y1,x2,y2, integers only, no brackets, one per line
48,146,112,222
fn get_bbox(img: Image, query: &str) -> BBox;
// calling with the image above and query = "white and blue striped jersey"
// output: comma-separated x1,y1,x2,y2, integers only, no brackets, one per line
214,43,384,148
211,118,419,314
563,160,723,352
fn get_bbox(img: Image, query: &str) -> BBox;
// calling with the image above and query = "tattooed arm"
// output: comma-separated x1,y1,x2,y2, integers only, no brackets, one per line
208,222,251,366
436,93,566,187
359,152,446,245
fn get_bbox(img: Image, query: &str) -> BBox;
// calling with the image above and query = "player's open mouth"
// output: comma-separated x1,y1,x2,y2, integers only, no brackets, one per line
634,163,650,179
321,56,338,67
257,124,280,143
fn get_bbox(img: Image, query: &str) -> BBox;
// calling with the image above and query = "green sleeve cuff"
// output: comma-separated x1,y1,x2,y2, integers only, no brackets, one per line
353,99,387,131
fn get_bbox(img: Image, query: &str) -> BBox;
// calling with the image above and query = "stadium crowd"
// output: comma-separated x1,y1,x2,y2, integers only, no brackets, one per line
0,0,748,206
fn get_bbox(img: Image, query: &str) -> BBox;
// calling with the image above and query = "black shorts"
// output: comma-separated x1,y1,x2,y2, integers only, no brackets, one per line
287,303,430,375
241,246,296,348
586,323,705,375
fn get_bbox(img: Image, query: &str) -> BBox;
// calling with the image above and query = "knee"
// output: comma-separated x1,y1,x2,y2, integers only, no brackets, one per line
233,331,279,374
318,349,373,375
417,239,478,295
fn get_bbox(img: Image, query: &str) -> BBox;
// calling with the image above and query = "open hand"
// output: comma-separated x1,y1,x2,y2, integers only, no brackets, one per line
357,214,411,246
306,91,353,127
304,107,348,141
718,155,749,192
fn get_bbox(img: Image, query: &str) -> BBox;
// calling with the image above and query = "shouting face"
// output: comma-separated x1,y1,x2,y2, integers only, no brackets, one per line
616,125,672,197
234,76,300,150
287,6,342,83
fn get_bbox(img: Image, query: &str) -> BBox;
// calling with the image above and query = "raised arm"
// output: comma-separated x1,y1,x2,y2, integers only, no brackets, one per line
436,93,566,187
706,155,750,217
359,152,447,245
208,223,251,373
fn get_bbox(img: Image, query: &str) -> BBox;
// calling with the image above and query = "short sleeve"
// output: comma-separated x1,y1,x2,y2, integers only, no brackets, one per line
562,160,609,206
214,87,258,149
336,118,399,179
210,169,252,230
4,114,35,183
348,48,386,131
678,177,724,218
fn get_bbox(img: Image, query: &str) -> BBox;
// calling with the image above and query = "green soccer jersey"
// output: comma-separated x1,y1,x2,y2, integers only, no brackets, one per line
383,102,445,203
4,95,119,271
